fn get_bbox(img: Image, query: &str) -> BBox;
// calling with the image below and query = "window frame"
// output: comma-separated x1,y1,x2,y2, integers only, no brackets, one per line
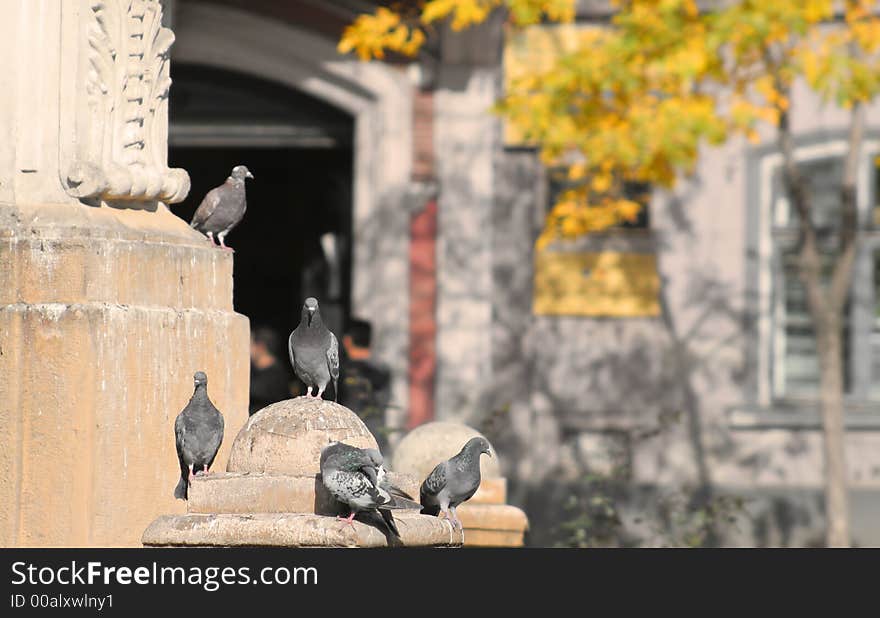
755,138,880,409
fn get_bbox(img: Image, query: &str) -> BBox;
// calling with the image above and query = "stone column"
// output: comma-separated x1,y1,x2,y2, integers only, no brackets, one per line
433,19,503,423
0,0,249,547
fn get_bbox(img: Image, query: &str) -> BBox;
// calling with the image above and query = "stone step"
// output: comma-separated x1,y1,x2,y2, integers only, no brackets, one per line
456,503,529,547
142,512,463,548
186,471,421,515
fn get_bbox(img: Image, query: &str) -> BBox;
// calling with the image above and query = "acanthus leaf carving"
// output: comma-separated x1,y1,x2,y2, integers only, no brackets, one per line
62,0,189,204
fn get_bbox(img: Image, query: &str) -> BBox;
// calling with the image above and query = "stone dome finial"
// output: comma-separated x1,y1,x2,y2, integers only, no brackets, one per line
391,421,501,482
226,397,378,476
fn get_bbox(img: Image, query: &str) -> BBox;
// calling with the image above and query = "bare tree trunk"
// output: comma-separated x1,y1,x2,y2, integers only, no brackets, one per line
815,312,850,547
777,101,864,547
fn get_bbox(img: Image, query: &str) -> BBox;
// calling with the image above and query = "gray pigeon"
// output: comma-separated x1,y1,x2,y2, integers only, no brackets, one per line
173,371,225,500
288,297,340,400
420,437,492,530
189,164,254,250
319,442,417,540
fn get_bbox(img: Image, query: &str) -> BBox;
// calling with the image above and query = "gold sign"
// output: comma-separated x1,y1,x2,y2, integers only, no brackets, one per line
533,250,661,317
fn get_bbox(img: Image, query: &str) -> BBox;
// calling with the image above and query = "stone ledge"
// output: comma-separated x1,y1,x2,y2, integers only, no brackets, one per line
0,228,235,310
463,528,527,547
142,512,463,548
457,503,529,534
187,472,420,515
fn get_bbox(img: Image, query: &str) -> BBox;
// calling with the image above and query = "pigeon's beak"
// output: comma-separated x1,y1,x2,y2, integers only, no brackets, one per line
307,307,315,326
486,449,493,458
246,171,254,179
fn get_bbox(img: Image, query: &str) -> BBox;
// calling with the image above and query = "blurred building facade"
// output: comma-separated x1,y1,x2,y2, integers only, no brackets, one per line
165,0,880,546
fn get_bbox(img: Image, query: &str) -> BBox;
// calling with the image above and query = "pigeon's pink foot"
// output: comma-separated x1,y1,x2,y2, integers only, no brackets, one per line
450,508,462,530
336,512,357,527
221,245,234,252
188,464,195,482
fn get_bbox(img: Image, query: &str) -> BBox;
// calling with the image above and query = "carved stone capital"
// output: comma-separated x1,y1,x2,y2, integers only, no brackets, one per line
59,0,190,204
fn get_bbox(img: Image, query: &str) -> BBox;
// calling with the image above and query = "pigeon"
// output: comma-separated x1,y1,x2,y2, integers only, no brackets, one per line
288,297,340,400
319,442,418,541
189,164,253,250
173,371,225,500
420,437,492,531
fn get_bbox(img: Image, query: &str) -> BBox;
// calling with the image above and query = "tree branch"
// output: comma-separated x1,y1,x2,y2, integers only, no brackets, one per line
777,104,828,321
829,102,866,313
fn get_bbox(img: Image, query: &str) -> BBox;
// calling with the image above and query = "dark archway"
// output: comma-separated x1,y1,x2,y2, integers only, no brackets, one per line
168,63,354,397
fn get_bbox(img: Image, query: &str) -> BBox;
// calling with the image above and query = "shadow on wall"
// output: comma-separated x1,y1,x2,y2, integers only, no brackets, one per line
473,156,855,546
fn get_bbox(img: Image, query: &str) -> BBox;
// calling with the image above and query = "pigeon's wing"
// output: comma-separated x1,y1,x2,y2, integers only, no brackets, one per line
421,461,448,498
203,409,224,466
190,186,222,228
174,412,187,459
326,332,340,380
360,463,379,489
287,330,297,370
378,466,418,505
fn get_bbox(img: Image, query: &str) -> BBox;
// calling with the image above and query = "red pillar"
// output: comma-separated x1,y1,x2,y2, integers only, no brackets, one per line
407,88,437,429
408,200,437,428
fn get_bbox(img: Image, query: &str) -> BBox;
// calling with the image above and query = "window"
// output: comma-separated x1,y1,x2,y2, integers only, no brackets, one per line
762,142,880,404
547,171,651,230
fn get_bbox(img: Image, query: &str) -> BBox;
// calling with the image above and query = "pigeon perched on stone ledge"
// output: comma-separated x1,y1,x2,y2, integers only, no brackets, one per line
420,437,492,532
288,297,339,400
319,442,416,542
174,371,225,500
190,164,253,250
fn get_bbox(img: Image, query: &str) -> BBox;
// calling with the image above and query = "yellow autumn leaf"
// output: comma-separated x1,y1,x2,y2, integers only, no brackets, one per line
590,173,612,193
616,200,642,222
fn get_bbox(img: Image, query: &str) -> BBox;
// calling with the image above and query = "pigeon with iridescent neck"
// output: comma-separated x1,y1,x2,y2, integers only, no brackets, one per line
319,442,418,541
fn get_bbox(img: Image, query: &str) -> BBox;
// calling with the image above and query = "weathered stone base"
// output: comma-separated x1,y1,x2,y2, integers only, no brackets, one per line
456,504,529,547
142,512,463,548
0,203,249,547
143,399,464,548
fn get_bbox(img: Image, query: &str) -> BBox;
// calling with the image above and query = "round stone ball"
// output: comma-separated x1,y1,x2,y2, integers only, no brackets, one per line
226,397,378,475
391,421,501,482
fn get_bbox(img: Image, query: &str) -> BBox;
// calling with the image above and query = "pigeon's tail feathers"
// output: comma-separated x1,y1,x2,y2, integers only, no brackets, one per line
419,492,441,516
174,475,188,500
333,377,338,402
420,504,441,516
383,482,420,510
379,508,401,539
388,495,423,511
386,483,416,502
